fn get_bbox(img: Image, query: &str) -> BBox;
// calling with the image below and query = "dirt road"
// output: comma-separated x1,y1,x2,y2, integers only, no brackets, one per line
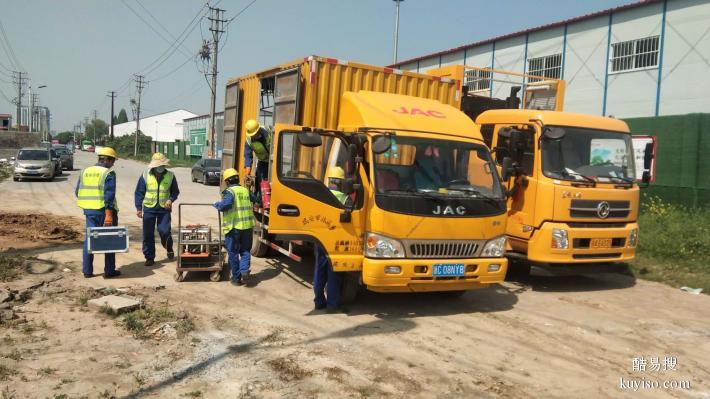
1,151,709,398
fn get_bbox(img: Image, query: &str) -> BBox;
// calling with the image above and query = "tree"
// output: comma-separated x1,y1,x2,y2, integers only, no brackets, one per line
55,131,77,144
114,108,129,124
85,119,109,144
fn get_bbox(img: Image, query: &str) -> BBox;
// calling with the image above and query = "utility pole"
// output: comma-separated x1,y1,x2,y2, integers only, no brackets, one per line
207,6,226,158
30,93,38,133
392,0,404,64
12,71,26,130
133,74,147,157
108,91,116,140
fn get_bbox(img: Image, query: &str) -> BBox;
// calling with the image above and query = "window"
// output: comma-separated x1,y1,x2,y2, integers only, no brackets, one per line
464,68,492,92
610,36,659,73
527,54,562,82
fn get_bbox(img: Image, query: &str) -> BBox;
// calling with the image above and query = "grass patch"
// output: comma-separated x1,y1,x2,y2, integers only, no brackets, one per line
0,364,18,381
182,391,202,398
0,166,11,182
0,254,24,282
120,306,194,339
632,196,710,293
38,366,57,376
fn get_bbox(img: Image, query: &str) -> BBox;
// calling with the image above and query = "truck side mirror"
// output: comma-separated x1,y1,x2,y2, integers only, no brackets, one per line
371,135,391,154
643,142,653,170
297,132,322,147
501,157,515,180
542,126,566,140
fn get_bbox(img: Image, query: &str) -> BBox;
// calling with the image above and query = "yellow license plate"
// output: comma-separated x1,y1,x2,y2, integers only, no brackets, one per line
590,238,612,248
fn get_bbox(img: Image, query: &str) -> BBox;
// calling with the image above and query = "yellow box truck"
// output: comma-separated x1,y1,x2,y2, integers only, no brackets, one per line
427,65,654,275
221,56,508,299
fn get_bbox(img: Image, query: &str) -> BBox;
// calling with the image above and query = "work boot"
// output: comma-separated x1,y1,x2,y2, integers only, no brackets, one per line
230,279,242,286
103,270,122,279
145,259,155,266
326,306,349,314
167,251,175,260
83,273,94,278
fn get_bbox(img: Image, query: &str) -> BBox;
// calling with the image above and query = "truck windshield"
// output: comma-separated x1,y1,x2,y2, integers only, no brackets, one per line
373,136,505,217
541,126,635,183
17,150,49,161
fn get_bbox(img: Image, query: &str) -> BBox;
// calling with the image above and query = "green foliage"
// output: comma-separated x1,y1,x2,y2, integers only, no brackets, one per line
106,131,152,157
631,196,710,293
54,131,77,144
115,108,129,124
85,118,109,144
0,166,11,183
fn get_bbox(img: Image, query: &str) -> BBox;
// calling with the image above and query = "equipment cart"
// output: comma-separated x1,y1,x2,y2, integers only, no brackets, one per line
175,203,226,282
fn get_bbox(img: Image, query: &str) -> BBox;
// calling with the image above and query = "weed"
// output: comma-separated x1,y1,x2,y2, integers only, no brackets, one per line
53,395,68,399
183,391,202,398
38,366,57,376
0,364,18,381
2,349,21,361
266,356,313,382
0,254,23,282
120,306,194,339
123,313,146,337
133,372,146,387
99,304,117,317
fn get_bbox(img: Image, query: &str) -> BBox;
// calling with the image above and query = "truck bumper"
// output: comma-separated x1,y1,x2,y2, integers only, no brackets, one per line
362,257,508,293
525,221,637,264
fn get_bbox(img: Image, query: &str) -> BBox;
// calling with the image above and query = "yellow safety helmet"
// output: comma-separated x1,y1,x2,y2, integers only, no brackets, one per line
222,168,238,181
97,147,117,159
245,119,261,137
328,166,345,180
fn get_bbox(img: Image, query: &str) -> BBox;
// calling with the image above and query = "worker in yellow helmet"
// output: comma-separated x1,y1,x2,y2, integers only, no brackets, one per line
134,152,180,266
243,119,271,203
314,166,351,313
75,146,120,279
213,168,255,286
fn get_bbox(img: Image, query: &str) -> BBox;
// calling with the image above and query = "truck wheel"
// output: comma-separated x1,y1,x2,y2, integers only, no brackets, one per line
340,272,362,304
250,228,270,257
13,177,18,182
506,260,531,280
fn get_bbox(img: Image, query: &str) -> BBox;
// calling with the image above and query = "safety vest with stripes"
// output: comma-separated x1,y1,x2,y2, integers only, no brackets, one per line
246,131,271,162
76,165,118,210
142,170,174,208
222,185,255,234
330,189,348,205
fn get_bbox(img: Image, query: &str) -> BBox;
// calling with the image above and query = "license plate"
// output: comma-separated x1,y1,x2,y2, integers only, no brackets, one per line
432,263,465,277
590,238,612,248
24,171,39,175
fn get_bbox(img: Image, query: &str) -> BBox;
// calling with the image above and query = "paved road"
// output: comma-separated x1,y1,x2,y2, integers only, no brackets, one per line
1,151,709,398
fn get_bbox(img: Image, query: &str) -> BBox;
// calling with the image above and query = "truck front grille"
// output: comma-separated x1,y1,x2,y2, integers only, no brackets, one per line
569,200,630,219
404,240,483,258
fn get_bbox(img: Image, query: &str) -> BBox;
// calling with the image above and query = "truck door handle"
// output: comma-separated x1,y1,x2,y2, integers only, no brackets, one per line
277,204,300,217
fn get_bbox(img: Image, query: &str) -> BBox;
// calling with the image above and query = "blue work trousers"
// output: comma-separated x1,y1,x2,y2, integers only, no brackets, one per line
83,213,117,275
225,228,253,281
142,211,173,260
313,245,342,309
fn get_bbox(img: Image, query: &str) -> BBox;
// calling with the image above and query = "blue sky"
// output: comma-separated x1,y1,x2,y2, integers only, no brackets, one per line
0,0,633,132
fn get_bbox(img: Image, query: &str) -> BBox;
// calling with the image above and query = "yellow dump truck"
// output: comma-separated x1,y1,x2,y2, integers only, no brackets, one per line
221,56,508,299
427,65,654,275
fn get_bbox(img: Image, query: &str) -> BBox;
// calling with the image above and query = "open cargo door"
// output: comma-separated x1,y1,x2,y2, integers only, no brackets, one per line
268,124,365,272
221,81,240,188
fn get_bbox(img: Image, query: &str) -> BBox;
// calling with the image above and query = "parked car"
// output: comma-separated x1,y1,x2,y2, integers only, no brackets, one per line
86,146,95,152
191,158,221,185
53,145,74,170
13,147,58,181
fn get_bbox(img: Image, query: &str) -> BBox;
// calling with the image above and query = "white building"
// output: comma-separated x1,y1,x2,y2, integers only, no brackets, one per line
113,109,197,142
391,0,710,118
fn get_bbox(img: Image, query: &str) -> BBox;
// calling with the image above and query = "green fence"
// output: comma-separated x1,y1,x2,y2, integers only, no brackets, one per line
624,113,710,208
153,141,196,161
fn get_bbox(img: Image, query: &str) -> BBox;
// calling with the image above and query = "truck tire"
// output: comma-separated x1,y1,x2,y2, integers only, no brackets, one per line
506,259,531,280
340,272,362,304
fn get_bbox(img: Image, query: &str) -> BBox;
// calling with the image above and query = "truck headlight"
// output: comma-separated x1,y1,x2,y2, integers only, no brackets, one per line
365,232,404,258
481,236,506,257
628,228,638,248
551,228,568,249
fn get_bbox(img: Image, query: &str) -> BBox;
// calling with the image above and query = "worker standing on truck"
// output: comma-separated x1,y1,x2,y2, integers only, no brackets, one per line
134,153,180,267
214,168,255,286
75,147,120,279
243,119,271,203
313,167,349,312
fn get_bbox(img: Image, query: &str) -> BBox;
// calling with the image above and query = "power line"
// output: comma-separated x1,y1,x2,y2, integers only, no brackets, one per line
225,0,258,27
120,0,193,60
150,53,197,83
0,20,23,71
133,0,194,56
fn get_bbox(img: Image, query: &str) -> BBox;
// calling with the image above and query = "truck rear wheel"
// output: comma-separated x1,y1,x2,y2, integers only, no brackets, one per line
251,229,270,257
340,272,362,304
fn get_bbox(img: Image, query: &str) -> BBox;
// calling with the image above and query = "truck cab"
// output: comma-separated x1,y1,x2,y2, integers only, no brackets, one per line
268,91,509,294
477,109,641,273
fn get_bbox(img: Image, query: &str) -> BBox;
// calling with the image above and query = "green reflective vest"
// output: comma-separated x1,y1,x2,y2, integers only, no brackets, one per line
222,185,255,234
330,189,348,205
246,132,271,162
77,165,118,210
142,170,174,208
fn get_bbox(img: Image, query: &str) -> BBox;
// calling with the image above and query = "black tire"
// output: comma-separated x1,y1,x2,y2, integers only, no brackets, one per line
506,260,531,280
251,228,270,257
191,173,197,183
202,173,208,185
12,177,18,182
340,272,362,304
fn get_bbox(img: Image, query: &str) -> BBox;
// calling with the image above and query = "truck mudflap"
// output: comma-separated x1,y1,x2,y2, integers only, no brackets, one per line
525,221,638,264
362,257,507,293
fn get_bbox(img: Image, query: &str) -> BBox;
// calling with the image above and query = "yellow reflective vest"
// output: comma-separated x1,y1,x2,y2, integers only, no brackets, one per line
142,170,174,208
222,185,255,234
77,165,118,210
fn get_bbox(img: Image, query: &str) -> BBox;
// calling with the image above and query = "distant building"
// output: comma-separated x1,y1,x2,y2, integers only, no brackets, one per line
0,114,11,131
113,109,197,142
390,0,710,118
183,112,224,158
